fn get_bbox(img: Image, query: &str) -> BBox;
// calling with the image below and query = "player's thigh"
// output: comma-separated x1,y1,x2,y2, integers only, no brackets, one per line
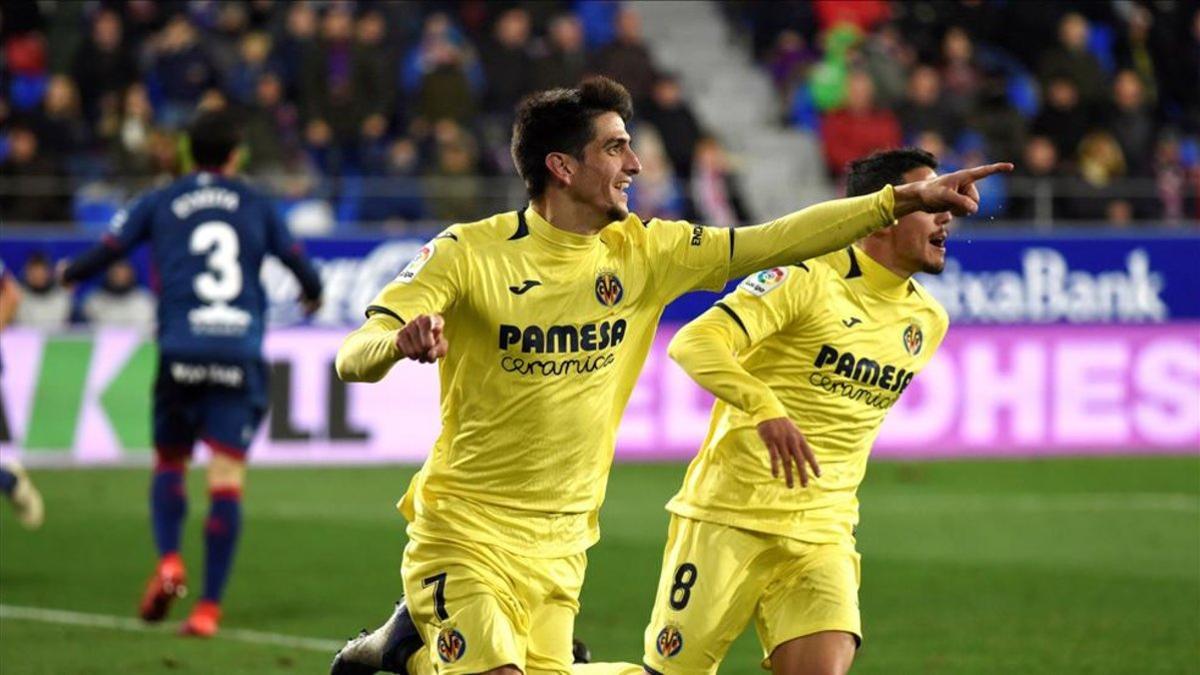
525,552,587,675
402,536,527,675
199,367,267,459
643,516,772,675
152,359,200,456
768,631,856,675
755,540,862,673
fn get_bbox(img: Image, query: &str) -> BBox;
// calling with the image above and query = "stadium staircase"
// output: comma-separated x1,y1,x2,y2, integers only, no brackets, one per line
631,1,835,221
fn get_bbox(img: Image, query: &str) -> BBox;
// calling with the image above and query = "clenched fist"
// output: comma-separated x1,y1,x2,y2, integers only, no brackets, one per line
395,314,448,363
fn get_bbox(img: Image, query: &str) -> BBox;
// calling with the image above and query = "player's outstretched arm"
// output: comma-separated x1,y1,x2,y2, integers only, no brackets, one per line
668,309,819,488
335,313,448,383
726,162,1012,279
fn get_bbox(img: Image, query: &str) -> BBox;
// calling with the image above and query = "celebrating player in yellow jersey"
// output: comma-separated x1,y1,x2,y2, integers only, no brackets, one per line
641,149,966,675
329,76,1010,675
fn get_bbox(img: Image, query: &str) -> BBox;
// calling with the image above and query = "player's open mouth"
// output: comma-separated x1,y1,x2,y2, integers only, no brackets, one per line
930,233,948,250
615,180,631,197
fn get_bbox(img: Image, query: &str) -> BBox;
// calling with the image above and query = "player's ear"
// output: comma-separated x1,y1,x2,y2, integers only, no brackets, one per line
546,152,575,186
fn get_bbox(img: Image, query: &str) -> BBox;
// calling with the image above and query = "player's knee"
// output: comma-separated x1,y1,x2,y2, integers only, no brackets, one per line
206,452,246,489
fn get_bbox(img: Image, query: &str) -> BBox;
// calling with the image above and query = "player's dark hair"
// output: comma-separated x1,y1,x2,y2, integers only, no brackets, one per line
188,110,242,169
845,148,938,197
511,76,634,198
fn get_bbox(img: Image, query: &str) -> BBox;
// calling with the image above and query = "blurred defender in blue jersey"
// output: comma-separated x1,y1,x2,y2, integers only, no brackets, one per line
61,110,323,637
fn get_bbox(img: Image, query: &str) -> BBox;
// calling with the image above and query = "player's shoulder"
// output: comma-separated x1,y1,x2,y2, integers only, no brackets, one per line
437,210,527,248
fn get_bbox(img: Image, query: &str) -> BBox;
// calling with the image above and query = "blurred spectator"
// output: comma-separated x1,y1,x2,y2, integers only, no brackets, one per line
481,8,535,115
1107,70,1155,177
104,83,157,183
407,14,481,127
896,65,961,143
766,29,818,95
590,8,658,106
244,72,301,174
207,2,253,80
939,26,980,121
1154,133,1196,225
81,260,156,329
274,1,319,95
425,121,484,223
225,32,279,106
969,72,1027,165
70,8,138,127
1007,135,1066,221
627,125,685,220
532,14,588,91
813,0,890,34
859,24,910,109
689,136,750,226
819,70,902,178
299,6,395,175
1064,131,1127,220
362,137,427,225
14,252,71,330
32,75,89,165
147,14,220,129
1039,13,1107,109
1032,78,1092,164
0,123,69,223
642,75,703,180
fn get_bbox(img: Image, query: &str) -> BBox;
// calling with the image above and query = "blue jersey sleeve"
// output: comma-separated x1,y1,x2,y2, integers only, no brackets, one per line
106,194,156,253
265,204,322,301
63,192,157,283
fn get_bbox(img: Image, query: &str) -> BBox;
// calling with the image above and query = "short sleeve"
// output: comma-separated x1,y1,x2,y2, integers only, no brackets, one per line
365,230,465,323
104,194,155,253
714,264,821,346
645,219,733,301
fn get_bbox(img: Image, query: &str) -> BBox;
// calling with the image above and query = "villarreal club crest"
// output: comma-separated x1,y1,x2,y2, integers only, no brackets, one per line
436,626,467,663
902,321,924,356
595,270,624,307
656,625,684,658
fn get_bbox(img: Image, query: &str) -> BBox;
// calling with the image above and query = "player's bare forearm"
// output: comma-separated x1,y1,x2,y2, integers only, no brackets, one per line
668,310,787,423
728,187,896,278
335,315,404,383
0,277,21,328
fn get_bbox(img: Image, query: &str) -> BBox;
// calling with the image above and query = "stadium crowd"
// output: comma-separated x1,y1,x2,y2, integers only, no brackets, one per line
0,0,1196,235
732,0,1199,224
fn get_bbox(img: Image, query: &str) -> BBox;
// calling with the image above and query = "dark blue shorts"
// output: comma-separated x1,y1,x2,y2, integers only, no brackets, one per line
153,357,268,460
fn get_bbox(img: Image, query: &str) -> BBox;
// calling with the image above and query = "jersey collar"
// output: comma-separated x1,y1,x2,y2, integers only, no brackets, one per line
524,205,602,252
852,245,911,299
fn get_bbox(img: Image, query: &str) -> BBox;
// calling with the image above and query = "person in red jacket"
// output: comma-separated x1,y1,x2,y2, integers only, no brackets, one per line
820,70,902,180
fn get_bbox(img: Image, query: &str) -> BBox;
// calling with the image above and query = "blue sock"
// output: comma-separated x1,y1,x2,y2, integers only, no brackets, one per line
202,488,242,603
0,467,16,496
150,461,187,557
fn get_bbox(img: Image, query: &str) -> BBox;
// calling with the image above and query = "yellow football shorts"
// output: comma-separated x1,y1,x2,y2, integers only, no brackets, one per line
642,515,862,674
402,533,587,675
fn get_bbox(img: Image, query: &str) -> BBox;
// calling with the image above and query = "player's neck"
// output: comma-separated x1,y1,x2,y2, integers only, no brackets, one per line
531,192,608,236
859,241,916,280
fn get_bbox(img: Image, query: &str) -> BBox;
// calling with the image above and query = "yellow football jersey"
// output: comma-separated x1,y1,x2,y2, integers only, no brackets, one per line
666,245,950,543
368,206,733,557
340,188,898,557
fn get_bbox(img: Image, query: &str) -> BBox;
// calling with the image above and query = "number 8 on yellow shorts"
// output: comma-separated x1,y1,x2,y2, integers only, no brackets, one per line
402,534,587,675
642,515,862,674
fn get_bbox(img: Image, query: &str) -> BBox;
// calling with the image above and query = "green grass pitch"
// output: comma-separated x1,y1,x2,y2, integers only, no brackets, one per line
1,457,1197,674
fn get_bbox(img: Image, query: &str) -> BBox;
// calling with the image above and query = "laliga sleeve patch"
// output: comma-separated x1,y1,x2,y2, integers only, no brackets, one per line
395,240,436,284
739,267,788,296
